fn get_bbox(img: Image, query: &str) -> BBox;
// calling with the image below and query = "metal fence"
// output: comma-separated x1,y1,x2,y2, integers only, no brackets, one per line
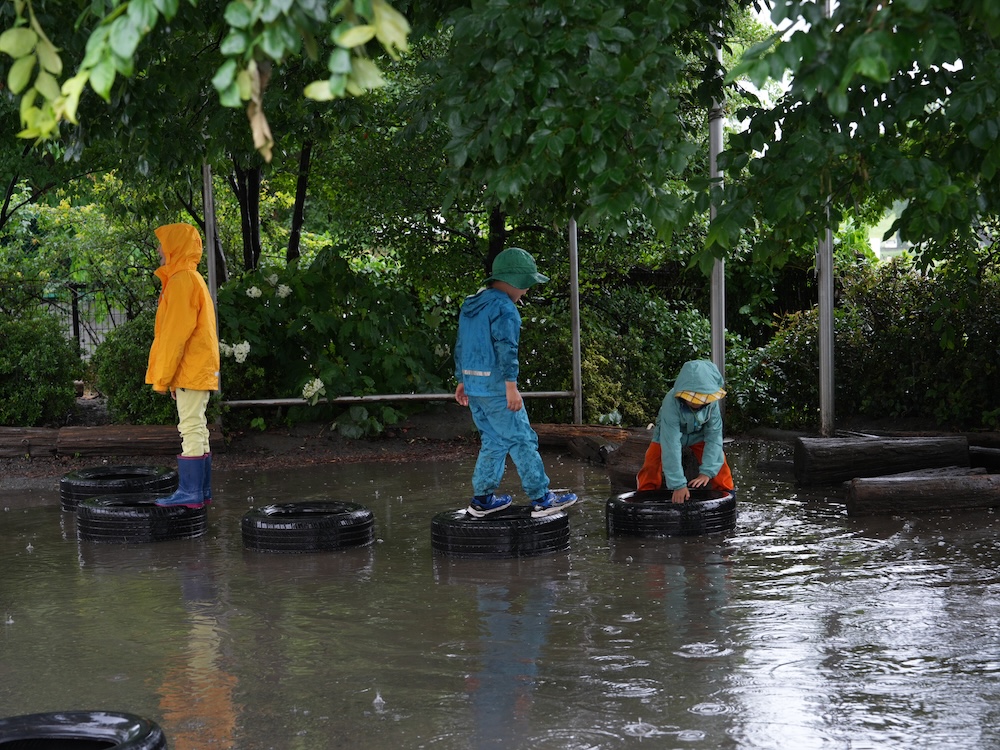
43,288,127,361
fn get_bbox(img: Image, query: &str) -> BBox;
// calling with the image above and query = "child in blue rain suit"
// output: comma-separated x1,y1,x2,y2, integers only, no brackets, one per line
636,359,735,503
453,247,578,518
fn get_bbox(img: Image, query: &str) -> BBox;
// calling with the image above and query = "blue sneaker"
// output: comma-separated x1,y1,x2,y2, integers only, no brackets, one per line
466,493,513,518
531,490,577,518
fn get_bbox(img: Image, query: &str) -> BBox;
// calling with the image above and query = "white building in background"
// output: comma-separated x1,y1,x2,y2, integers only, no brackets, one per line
869,200,912,260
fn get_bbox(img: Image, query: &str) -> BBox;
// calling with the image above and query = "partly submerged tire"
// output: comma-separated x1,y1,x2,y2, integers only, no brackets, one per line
241,501,375,553
431,506,570,559
59,465,178,511
605,488,736,538
77,493,207,544
0,710,167,749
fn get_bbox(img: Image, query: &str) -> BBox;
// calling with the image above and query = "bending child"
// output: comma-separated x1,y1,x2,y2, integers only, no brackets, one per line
454,247,578,518
636,359,735,503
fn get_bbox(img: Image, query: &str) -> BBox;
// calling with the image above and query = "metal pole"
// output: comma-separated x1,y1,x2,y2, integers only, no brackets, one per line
202,162,222,403
709,34,726,379
202,163,219,306
569,217,583,424
817,0,836,437
818,219,835,436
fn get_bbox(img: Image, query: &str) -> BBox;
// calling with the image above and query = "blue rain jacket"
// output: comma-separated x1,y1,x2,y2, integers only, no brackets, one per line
453,287,521,397
651,360,726,490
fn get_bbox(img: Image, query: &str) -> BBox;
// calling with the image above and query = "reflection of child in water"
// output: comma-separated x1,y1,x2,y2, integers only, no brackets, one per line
636,359,735,503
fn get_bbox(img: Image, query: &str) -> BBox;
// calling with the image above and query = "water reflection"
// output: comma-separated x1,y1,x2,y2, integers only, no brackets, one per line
157,551,240,749
3,442,1000,748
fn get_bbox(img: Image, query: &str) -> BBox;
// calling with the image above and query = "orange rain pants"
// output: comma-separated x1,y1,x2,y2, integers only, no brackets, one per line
636,440,735,492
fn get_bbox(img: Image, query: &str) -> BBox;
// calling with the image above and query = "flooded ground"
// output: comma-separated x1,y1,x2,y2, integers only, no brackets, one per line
3,439,1000,749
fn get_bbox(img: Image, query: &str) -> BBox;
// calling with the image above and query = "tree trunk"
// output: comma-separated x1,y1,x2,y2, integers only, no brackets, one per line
485,206,508,276
846,474,1000,516
229,161,263,271
794,436,970,486
287,140,312,264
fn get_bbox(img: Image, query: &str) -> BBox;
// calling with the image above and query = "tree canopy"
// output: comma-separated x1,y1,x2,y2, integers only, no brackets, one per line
0,0,410,161
715,0,1000,274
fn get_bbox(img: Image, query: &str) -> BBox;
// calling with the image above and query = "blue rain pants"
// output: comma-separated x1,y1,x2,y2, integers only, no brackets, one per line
469,395,550,501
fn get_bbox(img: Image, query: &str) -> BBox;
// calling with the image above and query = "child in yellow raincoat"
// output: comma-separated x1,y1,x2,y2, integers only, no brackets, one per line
145,223,220,508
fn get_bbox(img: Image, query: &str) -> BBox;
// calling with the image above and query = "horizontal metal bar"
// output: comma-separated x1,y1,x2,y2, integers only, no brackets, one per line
221,391,576,408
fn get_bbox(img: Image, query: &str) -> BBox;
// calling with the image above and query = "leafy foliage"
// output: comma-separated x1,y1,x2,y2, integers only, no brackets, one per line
216,245,449,424
91,310,177,425
0,311,80,426
717,0,1000,274
735,259,1000,431
419,0,758,238
0,0,411,160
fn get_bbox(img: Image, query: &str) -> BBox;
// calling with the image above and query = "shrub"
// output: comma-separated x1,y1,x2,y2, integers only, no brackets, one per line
216,246,449,430
0,312,81,426
92,310,177,425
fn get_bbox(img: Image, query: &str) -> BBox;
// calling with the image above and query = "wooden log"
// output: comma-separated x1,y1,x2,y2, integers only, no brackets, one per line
605,432,653,491
56,424,225,456
846,474,1000,516
566,435,619,464
794,436,969,486
0,427,58,457
533,423,631,447
970,445,1000,473
839,465,986,491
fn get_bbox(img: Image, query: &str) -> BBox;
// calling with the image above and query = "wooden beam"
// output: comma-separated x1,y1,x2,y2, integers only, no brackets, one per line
846,474,1000,516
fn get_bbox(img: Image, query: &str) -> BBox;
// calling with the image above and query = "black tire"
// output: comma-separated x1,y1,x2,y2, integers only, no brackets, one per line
0,710,166,749
431,506,570,559
241,501,375,553
77,493,207,544
59,465,178,511
605,488,737,538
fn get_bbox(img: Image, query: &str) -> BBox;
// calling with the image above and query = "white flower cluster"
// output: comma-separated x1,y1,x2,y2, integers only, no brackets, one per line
276,284,292,299
245,286,262,298
302,377,325,400
220,340,251,364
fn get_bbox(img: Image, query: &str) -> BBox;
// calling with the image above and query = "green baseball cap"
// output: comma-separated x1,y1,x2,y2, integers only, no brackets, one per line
485,247,549,290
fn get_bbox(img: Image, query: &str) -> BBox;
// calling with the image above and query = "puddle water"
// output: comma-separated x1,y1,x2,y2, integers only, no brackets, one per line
3,440,1000,748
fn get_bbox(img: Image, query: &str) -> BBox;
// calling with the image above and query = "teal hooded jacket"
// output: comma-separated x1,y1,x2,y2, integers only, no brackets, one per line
651,360,726,490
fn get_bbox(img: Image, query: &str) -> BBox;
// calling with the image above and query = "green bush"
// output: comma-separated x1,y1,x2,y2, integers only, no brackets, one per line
216,246,450,430
736,259,1000,431
0,312,81,426
92,310,177,425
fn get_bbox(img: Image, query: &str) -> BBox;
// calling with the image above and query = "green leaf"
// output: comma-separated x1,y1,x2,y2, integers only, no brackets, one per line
220,30,249,56
212,59,238,89
89,56,116,101
0,27,37,58
304,79,335,100
328,47,351,74
224,1,254,29
217,78,241,105
261,24,287,59
8,54,35,95
153,0,180,19
128,0,159,31
109,14,142,59
35,39,61,75
334,23,377,48
346,57,384,93
34,70,60,100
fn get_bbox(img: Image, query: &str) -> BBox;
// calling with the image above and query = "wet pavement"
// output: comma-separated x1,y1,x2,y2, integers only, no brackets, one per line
3,439,1000,749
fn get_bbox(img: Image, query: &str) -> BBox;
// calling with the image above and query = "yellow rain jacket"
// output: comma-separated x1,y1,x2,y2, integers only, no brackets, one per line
145,223,220,393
